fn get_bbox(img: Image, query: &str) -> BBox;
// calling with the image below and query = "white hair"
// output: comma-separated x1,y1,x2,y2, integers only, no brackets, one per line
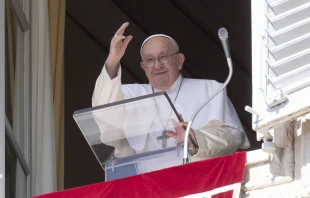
140,34,179,57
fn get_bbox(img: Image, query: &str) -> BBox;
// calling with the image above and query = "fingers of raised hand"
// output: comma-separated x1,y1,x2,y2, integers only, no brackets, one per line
115,22,129,37
113,35,126,42
122,35,133,48
111,22,132,51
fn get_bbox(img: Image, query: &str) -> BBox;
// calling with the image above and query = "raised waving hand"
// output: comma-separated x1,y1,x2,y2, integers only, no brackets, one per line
106,22,133,78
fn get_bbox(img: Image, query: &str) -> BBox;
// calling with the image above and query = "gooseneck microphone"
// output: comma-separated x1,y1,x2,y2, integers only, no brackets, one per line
218,28,231,58
183,27,233,164
218,27,233,69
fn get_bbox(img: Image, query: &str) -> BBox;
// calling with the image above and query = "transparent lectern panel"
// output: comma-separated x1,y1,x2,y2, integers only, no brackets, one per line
73,92,182,170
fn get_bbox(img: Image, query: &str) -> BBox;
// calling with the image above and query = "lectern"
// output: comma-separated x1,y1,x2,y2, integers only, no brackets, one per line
73,92,185,181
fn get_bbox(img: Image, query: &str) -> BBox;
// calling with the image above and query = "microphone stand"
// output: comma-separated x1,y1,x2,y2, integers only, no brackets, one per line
183,28,233,164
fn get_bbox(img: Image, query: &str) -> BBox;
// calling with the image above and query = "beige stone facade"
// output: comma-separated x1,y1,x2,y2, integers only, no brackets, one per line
242,114,310,197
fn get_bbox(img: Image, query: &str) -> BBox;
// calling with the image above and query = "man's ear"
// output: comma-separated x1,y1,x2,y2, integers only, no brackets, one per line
177,53,185,70
140,62,146,71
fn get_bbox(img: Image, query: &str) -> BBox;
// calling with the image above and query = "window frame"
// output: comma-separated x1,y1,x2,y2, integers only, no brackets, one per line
251,0,310,133
1,0,6,196
2,0,31,197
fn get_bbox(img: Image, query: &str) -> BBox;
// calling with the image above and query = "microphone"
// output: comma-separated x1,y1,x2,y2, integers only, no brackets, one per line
218,28,232,69
183,27,234,164
218,28,231,59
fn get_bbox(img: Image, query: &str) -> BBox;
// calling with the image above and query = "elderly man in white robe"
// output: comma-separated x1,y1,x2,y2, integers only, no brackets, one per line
92,22,250,173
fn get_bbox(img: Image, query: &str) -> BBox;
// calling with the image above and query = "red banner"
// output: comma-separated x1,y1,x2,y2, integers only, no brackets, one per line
33,152,246,198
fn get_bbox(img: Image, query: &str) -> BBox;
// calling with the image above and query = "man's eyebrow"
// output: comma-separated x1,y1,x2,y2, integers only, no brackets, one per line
143,52,168,59
143,55,153,59
159,52,169,56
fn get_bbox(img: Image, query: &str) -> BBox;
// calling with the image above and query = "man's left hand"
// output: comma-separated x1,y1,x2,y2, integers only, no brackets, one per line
165,114,198,146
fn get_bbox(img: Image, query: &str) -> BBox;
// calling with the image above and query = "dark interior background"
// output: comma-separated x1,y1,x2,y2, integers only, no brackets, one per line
65,0,258,189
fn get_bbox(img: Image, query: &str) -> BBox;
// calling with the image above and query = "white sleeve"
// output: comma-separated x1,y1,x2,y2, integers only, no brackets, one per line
92,64,124,107
92,64,135,158
190,120,240,161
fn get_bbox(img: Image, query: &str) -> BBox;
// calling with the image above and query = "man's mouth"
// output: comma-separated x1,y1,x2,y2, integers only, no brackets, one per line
153,71,167,75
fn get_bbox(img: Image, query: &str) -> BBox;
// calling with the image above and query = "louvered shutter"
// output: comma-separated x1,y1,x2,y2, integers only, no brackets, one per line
251,0,310,132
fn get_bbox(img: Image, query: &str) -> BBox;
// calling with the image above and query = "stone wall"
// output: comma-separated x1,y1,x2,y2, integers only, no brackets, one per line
241,115,310,197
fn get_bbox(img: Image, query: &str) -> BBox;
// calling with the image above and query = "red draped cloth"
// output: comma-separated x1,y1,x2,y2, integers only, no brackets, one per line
33,152,246,198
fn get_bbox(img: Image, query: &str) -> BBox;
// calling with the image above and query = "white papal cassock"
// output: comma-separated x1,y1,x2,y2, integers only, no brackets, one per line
92,65,250,173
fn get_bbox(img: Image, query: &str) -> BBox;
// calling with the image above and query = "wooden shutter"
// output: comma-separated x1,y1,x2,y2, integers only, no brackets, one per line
251,0,310,132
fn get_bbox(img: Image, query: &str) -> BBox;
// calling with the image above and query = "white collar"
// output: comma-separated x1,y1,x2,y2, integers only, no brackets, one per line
153,74,183,93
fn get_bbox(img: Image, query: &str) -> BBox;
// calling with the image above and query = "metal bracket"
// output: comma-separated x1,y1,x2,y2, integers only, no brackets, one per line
177,143,180,157
111,158,115,173
257,128,274,142
262,140,282,166
245,106,263,124
176,142,184,158
259,87,288,107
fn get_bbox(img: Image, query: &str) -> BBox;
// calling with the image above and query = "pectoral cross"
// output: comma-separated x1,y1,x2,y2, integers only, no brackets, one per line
157,131,170,148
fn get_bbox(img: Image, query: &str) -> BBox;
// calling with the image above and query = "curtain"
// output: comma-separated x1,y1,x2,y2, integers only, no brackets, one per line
31,0,57,195
48,0,65,191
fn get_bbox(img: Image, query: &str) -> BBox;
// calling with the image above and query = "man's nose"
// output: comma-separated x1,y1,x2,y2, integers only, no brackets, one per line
153,59,163,69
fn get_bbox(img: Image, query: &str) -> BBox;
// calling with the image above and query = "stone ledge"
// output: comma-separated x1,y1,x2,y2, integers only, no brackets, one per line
243,176,293,192
246,149,270,166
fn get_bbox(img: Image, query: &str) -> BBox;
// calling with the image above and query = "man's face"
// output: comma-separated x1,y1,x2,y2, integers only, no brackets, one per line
140,37,184,90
